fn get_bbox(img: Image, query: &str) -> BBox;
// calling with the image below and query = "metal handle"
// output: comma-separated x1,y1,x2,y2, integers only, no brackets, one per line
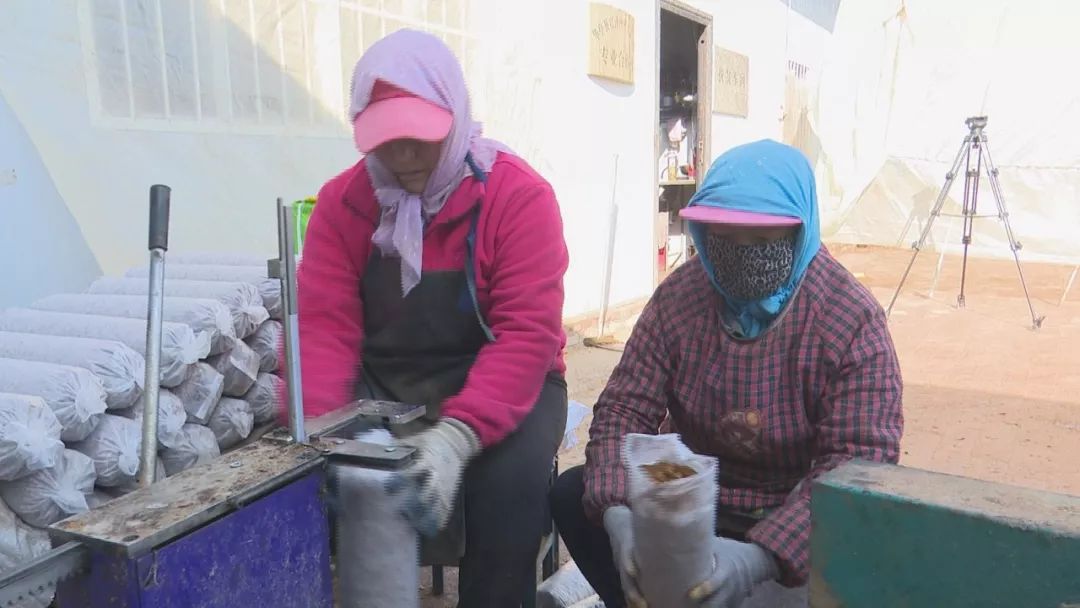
140,185,170,488
276,198,305,442
148,184,171,251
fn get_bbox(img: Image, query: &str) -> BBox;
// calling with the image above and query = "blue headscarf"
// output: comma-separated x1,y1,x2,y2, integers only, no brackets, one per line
687,140,821,338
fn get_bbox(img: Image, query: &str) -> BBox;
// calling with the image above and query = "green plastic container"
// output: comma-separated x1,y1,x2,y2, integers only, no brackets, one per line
292,197,316,256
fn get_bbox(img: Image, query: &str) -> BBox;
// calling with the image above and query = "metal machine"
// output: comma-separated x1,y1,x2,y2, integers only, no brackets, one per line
0,189,423,607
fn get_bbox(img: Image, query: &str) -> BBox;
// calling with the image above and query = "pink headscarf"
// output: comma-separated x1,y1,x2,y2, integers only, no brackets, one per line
349,29,507,296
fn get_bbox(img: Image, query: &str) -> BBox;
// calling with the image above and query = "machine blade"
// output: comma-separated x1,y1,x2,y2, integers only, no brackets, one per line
0,542,89,607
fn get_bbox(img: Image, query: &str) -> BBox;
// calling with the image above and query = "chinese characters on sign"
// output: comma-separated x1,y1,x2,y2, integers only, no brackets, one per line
588,3,635,85
713,46,749,117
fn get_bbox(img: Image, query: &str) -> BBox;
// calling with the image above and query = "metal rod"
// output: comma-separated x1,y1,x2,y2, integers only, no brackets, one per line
886,135,970,317
981,138,1045,329
140,184,171,488
957,139,980,308
597,155,619,338
1061,266,1079,306
277,198,305,442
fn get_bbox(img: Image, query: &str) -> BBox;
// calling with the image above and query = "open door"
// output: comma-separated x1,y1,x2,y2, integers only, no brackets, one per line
655,1,712,285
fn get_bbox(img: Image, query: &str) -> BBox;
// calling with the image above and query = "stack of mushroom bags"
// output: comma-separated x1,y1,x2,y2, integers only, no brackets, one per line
0,252,283,566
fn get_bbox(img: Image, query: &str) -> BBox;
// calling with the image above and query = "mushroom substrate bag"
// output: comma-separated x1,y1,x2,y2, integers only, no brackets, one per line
206,342,260,397
160,424,220,476
0,449,96,528
0,358,107,442
0,394,64,482
244,320,281,373
243,372,282,425
85,277,269,339
0,308,209,387
119,389,186,449
0,331,144,409
623,433,718,608
207,398,254,450
125,264,282,320
174,363,225,424
31,293,237,355
70,414,142,488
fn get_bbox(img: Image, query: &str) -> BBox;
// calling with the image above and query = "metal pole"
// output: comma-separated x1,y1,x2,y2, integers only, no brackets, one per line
886,136,970,317
597,155,619,338
981,136,1045,329
277,198,305,442
957,138,980,308
139,184,170,488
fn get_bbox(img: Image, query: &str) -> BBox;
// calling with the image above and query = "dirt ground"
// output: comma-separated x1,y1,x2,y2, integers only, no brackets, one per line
419,244,1080,606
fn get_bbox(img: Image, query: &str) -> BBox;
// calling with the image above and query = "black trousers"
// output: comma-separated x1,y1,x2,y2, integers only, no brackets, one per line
455,376,567,607
549,465,632,608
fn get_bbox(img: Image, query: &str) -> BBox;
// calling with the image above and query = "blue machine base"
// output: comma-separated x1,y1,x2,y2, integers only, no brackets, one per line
57,469,332,608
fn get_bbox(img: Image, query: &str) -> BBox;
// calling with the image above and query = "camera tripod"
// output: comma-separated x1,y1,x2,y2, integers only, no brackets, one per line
885,116,1044,329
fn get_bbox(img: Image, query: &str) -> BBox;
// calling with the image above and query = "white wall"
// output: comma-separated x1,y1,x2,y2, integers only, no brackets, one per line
0,0,358,290
0,0,834,317
0,92,102,307
684,0,833,158
468,0,658,317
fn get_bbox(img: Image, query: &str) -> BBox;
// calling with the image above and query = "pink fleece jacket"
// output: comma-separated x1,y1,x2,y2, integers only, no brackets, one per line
292,152,568,446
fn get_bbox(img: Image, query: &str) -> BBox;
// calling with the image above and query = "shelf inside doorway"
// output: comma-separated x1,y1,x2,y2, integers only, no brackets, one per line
659,179,696,187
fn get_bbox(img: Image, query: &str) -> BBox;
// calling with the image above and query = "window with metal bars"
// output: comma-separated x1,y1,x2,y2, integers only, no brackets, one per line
80,0,472,133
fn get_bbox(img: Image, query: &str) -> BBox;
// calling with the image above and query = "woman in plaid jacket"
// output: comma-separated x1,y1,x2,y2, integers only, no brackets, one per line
551,140,903,608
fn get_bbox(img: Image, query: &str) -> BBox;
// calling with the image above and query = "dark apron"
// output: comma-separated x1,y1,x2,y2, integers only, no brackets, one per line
354,155,525,564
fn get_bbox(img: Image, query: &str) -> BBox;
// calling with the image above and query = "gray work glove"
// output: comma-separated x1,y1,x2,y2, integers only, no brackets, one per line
384,418,480,537
603,506,647,608
688,538,779,608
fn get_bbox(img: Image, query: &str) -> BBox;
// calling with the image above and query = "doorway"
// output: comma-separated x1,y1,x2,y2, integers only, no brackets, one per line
655,1,711,286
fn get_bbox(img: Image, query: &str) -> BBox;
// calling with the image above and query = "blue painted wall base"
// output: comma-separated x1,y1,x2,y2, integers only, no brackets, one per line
57,470,332,608
810,461,1080,608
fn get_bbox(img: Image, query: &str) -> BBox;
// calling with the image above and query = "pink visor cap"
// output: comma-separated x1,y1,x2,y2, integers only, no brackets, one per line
352,81,453,153
679,206,802,228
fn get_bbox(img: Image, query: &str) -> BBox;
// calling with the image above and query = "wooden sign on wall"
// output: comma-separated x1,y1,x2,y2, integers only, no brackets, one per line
588,3,635,85
713,46,749,117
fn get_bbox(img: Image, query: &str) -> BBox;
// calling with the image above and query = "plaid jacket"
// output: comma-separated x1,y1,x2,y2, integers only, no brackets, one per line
582,247,903,585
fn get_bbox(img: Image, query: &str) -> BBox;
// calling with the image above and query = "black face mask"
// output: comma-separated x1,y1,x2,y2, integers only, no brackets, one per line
705,233,796,301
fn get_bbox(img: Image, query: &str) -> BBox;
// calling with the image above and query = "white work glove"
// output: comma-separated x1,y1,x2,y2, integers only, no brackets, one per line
688,538,779,608
603,506,647,608
384,418,480,537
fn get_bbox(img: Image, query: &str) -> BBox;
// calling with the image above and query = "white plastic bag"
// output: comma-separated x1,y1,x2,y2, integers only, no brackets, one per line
174,364,225,424
333,463,420,607
208,398,254,450
624,433,718,608
0,394,65,482
0,496,53,573
70,415,141,488
0,449,96,527
87,490,114,509
169,251,268,267
537,561,602,608
126,265,282,320
560,400,592,454
0,331,144,410
32,293,238,355
160,424,220,476
243,372,282,425
0,309,210,388
86,277,270,339
120,389,186,449
206,342,260,397
106,458,165,497
0,358,107,442
244,320,281,373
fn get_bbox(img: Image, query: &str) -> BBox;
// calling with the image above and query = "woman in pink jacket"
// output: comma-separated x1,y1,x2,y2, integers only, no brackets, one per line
297,30,569,604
